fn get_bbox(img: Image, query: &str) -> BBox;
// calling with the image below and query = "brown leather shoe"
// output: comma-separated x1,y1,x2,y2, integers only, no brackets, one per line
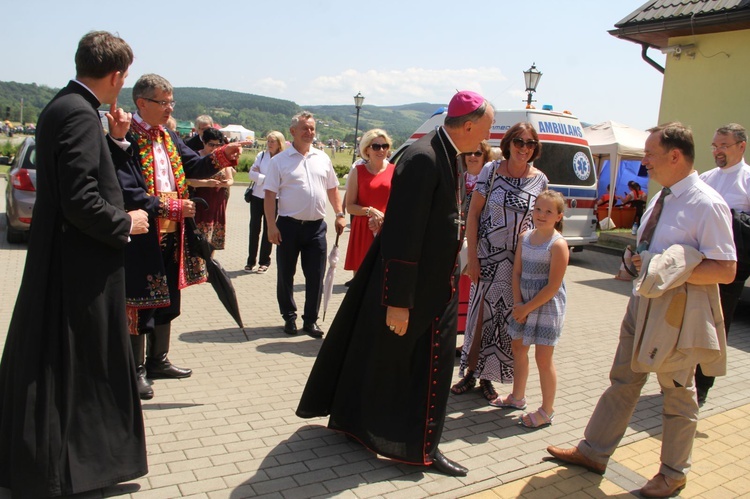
546,446,606,474
640,473,686,498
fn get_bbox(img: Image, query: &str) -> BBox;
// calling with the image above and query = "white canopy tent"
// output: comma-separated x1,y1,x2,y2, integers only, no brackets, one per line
583,121,649,225
219,124,255,142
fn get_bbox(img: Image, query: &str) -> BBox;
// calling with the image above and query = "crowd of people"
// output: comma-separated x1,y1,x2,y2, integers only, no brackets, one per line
0,29,747,499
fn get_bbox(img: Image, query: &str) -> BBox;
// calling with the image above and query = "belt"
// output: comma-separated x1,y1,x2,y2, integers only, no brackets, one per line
279,216,323,225
158,191,179,233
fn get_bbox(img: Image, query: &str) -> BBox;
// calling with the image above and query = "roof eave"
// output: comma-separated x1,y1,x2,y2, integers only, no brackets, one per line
609,11,750,48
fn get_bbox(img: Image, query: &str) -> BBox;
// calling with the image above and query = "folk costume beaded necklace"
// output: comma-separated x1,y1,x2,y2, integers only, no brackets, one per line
435,126,465,241
131,118,188,198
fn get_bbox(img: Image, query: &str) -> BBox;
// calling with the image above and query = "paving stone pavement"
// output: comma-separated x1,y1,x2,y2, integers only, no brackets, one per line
0,181,748,499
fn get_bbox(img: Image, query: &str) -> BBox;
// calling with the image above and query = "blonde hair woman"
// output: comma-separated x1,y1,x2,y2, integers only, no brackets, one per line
344,129,395,273
245,131,287,273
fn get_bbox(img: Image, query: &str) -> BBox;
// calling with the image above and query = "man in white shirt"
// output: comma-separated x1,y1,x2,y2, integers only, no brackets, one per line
548,123,736,498
696,123,749,406
264,112,345,338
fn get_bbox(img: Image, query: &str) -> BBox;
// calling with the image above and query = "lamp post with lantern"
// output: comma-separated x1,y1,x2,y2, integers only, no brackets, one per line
352,92,364,164
523,63,542,109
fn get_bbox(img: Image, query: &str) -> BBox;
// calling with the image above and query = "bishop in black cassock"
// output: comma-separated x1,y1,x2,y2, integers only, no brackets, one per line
297,91,494,476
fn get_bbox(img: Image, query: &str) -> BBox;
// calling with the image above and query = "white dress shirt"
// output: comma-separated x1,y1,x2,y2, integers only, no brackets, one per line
699,158,750,212
639,172,735,261
263,145,338,220
132,113,175,192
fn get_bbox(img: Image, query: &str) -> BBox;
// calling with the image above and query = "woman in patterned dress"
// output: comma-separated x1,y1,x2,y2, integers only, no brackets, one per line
452,123,548,401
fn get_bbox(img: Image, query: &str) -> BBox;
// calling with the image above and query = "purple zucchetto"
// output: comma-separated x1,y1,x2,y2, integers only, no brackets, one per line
446,90,485,118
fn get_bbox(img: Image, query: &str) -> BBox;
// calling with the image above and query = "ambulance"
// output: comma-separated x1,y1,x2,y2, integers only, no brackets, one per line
392,107,599,250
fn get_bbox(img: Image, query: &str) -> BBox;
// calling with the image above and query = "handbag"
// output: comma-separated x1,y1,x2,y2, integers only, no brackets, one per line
459,162,497,273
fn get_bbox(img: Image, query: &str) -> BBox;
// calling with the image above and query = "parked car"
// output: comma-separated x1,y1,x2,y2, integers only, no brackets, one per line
5,137,36,243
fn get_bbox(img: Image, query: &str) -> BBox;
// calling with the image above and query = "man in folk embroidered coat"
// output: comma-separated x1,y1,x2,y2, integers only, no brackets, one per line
297,91,494,476
111,74,241,400
0,31,149,497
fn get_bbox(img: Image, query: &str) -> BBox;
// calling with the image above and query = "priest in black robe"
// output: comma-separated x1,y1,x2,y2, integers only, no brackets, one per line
297,91,494,476
0,31,149,497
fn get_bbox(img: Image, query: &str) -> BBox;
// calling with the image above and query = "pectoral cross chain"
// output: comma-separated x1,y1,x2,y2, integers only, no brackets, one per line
454,215,465,240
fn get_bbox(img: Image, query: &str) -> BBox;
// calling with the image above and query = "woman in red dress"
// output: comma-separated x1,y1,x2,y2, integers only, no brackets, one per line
344,129,395,274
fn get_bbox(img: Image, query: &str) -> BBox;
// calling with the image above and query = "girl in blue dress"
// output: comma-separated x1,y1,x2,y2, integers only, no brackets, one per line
491,190,568,428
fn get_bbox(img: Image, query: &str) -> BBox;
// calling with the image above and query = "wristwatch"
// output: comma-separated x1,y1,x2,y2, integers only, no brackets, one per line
335,212,346,218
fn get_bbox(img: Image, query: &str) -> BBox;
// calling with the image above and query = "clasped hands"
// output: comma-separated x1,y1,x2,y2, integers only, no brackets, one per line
367,207,384,234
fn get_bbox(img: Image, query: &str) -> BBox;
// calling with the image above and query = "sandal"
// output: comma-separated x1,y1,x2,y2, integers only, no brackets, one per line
257,265,269,274
489,393,527,410
479,379,498,401
450,372,476,395
244,265,256,273
519,407,554,428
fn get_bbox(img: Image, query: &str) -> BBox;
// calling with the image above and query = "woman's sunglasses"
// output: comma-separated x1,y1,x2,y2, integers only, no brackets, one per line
463,151,483,158
511,138,539,149
370,143,390,151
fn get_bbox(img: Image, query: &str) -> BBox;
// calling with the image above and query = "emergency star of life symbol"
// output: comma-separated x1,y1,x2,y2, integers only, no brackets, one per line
573,152,591,181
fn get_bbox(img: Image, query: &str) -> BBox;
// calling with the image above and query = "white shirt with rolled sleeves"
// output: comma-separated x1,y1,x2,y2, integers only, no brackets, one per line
699,158,750,212
263,146,339,221
639,172,736,261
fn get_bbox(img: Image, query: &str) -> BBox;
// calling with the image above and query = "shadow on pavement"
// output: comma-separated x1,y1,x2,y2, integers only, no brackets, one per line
179,327,278,344
228,425,427,498
575,277,634,297
141,402,203,411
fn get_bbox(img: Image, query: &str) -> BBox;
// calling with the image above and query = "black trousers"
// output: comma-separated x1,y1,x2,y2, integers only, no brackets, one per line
247,195,274,268
696,267,749,392
275,216,327,324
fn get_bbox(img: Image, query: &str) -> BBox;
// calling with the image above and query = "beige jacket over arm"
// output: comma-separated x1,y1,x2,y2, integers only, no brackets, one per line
632,244,727,387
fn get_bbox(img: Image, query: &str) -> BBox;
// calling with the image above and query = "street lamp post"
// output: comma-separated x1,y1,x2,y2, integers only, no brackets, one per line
523,63,542,109
352,92,364,164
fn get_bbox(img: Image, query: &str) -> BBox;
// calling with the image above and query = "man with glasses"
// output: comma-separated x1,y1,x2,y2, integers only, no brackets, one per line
548,123,735,498
186,114,215,151
696,123,749,406
112,74,243,399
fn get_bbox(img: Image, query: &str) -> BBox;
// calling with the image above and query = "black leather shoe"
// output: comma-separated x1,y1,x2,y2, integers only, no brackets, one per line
146,357,193,379
430,450,468,477
135,365,154,400
284,318,298,335
303,322,324,338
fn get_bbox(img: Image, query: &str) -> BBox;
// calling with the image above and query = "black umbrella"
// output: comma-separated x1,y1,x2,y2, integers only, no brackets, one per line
186,198,244,328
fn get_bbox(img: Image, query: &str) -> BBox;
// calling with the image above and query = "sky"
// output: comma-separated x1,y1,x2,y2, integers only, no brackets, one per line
4,0,665,130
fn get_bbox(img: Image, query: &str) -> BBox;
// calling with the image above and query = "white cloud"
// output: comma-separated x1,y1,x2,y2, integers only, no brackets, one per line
253,77,288,95
294,67,509,105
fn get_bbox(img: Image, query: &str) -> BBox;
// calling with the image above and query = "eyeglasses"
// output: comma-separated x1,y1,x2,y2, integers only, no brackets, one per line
711,141,742,152
370,143,389,151
206,142,222,147
463,151,483,158
511,138,539,150
144,98,176,108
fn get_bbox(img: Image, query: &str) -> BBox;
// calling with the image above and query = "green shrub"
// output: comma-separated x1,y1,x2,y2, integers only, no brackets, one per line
0,140,18,158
